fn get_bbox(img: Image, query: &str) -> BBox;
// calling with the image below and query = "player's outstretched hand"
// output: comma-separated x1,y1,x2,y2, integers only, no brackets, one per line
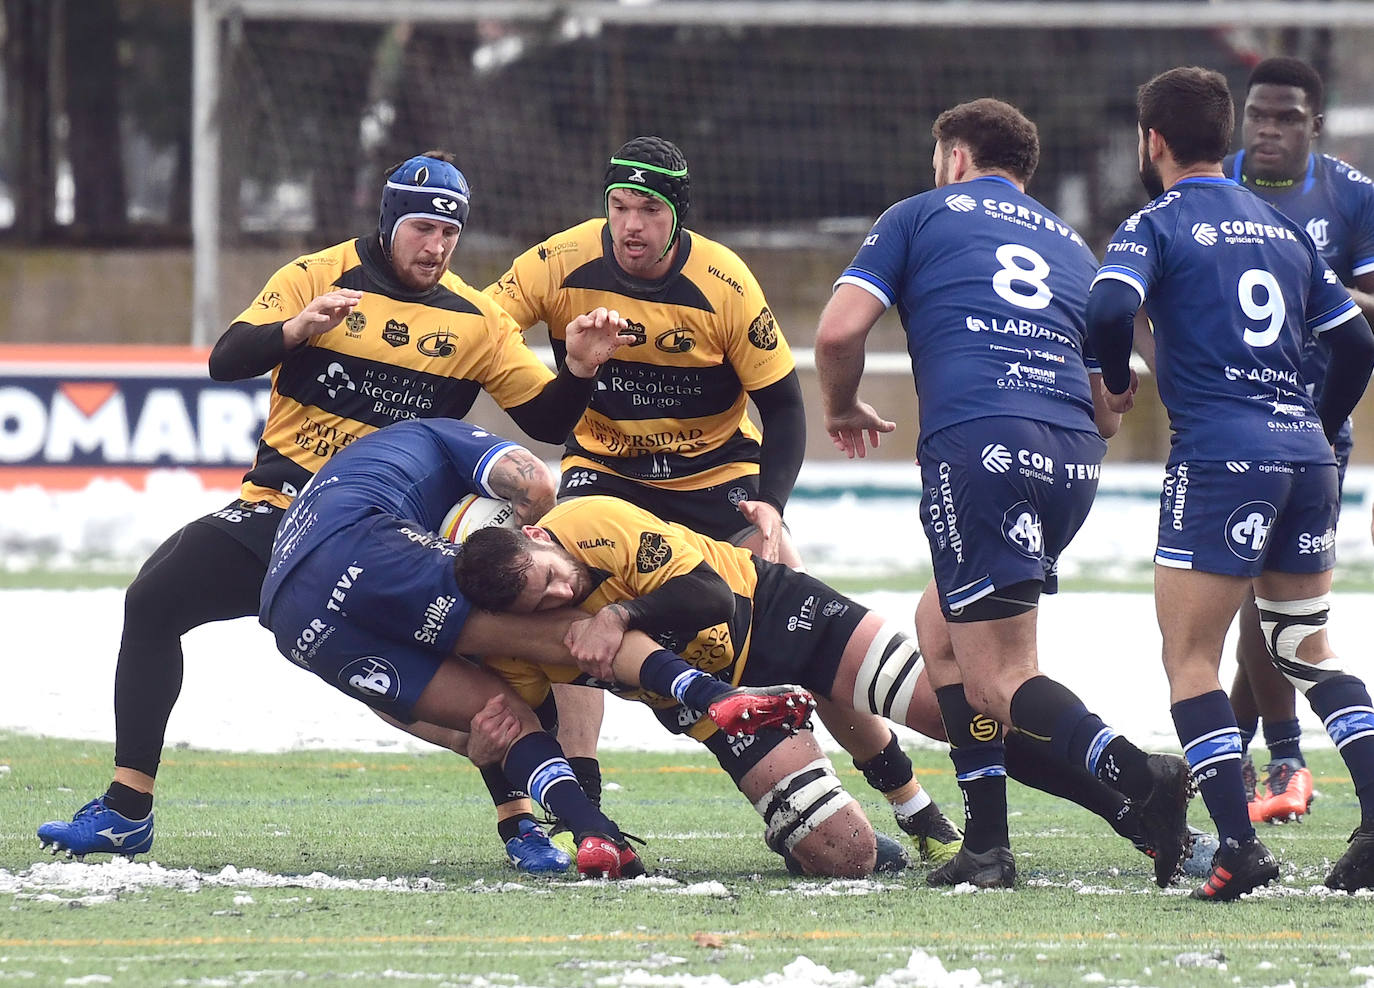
564,604,629,680
825,402,896,459
467,694,523,766
1103,369,1140,415
564,307,638,378
282,289,364,348
737,500,784,563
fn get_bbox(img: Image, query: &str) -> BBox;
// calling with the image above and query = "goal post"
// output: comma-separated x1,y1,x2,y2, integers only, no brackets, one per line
191,0,1374,345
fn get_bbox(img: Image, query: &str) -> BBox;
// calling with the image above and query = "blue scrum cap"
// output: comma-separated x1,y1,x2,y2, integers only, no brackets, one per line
379,155,471,255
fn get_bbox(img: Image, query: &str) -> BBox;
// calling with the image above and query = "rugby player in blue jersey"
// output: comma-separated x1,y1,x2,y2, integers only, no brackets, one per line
1088,66,1374,897
1220,57,1374,824
254,418,813,879
816,98,1197,890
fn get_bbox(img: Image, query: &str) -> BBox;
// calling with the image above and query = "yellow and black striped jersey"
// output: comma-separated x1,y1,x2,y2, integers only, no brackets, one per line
230,237,555,506
484,495,760,740
486,219,794,491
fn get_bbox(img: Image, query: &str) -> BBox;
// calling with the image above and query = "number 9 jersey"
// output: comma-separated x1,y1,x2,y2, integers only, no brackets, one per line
836,175,1101,448
1092,176,1360,464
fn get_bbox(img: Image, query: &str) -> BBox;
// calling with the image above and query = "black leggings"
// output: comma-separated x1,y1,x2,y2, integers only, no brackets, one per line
113,519,268,776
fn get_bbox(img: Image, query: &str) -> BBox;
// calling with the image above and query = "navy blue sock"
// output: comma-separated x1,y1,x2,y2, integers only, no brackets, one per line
637,649,732,710
937,684,1008,852
1306,675,1374,827
1261,717,1303,764
503,733,620,842
1173,690,1253,847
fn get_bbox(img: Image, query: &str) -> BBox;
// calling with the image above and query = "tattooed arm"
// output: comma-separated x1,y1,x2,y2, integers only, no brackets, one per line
486,447,558,525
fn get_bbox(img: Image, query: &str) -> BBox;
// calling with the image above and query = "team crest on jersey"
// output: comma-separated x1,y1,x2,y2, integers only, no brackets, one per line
636,531,673,573
383,319,410,347
1306,217,1331,251
418,328,456,357
344,311,367,337
623,319,648,346
255,291,284,311
747,307,779,350
655,328,695,353
1226,501,1276,561
727,486,749,506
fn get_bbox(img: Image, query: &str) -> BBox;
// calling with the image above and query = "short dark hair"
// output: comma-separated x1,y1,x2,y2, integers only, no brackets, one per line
384,148,456,180
932,99,1039,183
1137,67,1234,168
455,527,536,611
1247,56,1324,114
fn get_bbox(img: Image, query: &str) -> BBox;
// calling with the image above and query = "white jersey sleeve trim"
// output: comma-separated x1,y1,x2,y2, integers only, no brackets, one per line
1310,300,1362,336
1090,268,1147,304
833,273,894,309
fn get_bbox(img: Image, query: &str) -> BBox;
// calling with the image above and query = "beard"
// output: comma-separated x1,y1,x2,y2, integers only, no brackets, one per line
1139,157,1165,199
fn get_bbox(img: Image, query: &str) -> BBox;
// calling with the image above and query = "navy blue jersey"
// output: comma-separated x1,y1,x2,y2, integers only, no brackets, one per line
1224,151,1374,403
262,419,519,607
836,176,1100,445
1094,176,1359,463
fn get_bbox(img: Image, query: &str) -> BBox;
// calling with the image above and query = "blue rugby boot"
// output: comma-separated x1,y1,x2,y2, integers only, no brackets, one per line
504,819,572,874
38,797,154,860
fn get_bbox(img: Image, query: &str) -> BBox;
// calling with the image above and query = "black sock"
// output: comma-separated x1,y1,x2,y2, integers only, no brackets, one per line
496,813,537,843
853,730,914,794
1003,731,1134,837
936,684,1008,853
104,781,153,820
569,757,602,809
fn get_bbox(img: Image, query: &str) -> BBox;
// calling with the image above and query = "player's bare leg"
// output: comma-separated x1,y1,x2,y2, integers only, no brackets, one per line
736,728,877,878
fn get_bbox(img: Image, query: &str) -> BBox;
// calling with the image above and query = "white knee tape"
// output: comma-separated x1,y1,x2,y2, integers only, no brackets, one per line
1254,594,1341,695
754,757,856,854
851,623,924,724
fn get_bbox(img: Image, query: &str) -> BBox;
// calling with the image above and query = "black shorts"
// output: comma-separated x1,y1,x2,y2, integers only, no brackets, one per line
742,558,868,699
558,469,761,543
702,724,796,785
193,499,287,567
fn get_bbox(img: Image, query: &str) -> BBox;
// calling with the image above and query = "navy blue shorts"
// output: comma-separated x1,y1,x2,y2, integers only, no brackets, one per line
918,418,1105,616
262,513,473,720
1154,460,1338,577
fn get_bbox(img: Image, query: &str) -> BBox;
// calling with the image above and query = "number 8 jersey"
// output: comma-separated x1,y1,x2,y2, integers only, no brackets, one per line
1093,176,1359,464
837,175,1100,448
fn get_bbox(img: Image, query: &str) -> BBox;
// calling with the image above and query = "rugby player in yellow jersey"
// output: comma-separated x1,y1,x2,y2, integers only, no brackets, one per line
454,496,956,877
37,151,634,872
484,136,962,870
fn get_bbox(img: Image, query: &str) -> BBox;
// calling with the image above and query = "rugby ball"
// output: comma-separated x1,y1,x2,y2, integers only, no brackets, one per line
440,494,519,542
